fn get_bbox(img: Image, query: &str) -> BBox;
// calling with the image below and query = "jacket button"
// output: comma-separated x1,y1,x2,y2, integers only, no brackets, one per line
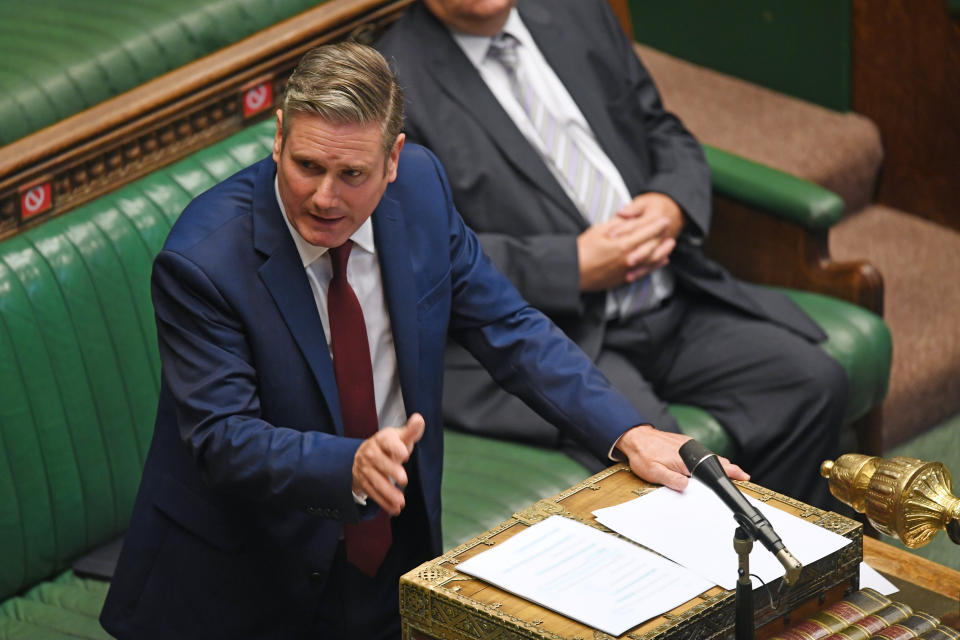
310,571,323,582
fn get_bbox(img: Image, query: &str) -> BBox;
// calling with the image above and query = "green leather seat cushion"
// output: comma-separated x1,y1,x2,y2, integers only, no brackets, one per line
784,289,891,425
0,572,110,640
0,0,326,145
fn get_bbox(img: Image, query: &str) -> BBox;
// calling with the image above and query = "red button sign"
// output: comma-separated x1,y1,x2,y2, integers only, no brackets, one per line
242,82,273,118
20,182,52,219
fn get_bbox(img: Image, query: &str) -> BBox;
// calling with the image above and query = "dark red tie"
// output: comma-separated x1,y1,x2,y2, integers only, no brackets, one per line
327,241,391,577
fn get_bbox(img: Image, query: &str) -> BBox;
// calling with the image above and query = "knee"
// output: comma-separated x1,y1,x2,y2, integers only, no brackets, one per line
801,348,849,417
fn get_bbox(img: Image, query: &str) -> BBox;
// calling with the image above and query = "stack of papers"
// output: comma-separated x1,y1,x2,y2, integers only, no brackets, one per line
456,515,713,636
593,478,851,590
456,478,869,635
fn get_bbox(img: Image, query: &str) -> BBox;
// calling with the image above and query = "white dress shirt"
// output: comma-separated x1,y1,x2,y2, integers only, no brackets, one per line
451,11,631,212
275,178,407,434
450,9,673,316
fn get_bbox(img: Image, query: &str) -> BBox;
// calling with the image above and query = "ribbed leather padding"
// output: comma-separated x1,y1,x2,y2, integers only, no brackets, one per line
0,119,276,610
441,430,590,549
0,0,324,145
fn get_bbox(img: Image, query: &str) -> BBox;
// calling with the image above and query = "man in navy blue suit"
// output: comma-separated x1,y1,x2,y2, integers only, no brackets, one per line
100,42,745,640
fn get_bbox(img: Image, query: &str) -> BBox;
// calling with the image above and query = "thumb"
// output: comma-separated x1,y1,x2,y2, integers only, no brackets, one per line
398,413,425,452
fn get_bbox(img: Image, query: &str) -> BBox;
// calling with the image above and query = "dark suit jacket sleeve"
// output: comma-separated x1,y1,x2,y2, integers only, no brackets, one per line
419,149,645,460
151,248,367,519
399,107,585,316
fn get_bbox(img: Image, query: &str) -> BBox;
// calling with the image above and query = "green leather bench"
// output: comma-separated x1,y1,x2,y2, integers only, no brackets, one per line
0,119,890,637
0,0,325,146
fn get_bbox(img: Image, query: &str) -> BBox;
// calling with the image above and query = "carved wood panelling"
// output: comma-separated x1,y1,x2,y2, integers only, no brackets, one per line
0,0,415,240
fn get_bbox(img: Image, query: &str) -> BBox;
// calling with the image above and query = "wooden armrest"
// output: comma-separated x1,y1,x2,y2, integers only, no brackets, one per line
703,146,884,316
602,1,884,313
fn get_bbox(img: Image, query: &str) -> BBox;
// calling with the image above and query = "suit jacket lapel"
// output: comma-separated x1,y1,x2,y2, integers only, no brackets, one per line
252,158,344,434
411,3,578,219
521,0,644,196
371,194,420,417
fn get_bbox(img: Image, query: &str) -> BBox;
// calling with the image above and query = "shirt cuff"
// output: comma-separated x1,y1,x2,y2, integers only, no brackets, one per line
609,435,627,462
609,424,654,461
352,489,368,506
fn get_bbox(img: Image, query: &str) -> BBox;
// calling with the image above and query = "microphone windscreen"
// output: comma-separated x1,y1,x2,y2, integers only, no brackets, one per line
679,439,713,474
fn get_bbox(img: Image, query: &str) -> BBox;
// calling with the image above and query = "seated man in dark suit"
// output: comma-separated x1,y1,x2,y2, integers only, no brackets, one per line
376,0,847,508
100,42,745,640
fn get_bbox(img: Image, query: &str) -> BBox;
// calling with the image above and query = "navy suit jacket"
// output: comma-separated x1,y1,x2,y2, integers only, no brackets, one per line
101,144,646,639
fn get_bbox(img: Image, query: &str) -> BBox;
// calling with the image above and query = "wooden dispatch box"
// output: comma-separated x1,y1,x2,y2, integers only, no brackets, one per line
400,464,863,640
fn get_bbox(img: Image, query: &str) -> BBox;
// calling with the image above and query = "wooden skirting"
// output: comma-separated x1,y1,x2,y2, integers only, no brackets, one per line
863,536,960,601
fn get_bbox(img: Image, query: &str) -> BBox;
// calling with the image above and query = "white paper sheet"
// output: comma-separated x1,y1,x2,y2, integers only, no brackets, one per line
592,479,851,590
859,562,899,595
456,515,714,636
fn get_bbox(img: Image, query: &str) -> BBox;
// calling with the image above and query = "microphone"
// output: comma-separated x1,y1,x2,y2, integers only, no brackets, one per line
679,439,802,586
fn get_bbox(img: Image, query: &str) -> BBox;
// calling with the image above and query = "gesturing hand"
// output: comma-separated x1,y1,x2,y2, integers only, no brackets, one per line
352,413,425,516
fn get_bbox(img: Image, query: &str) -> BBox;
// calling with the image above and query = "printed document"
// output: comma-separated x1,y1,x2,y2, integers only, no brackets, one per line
593,478,851,590
456,515,713,636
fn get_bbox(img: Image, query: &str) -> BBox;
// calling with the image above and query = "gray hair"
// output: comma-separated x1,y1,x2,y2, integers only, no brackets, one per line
281,41,404,154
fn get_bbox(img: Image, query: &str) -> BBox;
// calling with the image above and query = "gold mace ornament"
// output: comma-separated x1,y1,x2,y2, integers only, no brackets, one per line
820,454,960,548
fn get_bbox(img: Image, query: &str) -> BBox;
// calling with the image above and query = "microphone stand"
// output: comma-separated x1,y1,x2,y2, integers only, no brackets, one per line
734,526,755,640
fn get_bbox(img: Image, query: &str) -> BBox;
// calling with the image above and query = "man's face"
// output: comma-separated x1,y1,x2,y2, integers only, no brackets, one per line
424,0,515,36
273,110,404,248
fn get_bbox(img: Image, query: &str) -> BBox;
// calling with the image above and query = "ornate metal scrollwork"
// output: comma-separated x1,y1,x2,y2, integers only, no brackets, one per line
822,454,960,547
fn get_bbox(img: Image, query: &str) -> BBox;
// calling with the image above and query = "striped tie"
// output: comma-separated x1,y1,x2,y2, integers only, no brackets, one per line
488,33,655,316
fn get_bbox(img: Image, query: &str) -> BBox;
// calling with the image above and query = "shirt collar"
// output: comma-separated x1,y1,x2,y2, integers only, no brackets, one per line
274,175,376,269
450,7,533,67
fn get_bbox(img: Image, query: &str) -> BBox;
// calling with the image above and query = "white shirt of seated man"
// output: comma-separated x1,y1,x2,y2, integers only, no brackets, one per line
449,7,675,318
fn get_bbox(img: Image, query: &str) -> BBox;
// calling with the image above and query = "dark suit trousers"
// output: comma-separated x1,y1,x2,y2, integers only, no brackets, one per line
594,284,847,509
313,474,431,639
314,542,406,639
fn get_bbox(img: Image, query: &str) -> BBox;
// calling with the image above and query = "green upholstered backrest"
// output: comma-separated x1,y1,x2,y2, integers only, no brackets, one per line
0,119,276,601
0,0,325,146
441,431,591,549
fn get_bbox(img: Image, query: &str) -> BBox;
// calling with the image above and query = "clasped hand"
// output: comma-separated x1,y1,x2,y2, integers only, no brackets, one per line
577,193,685,292
352,413,425,516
